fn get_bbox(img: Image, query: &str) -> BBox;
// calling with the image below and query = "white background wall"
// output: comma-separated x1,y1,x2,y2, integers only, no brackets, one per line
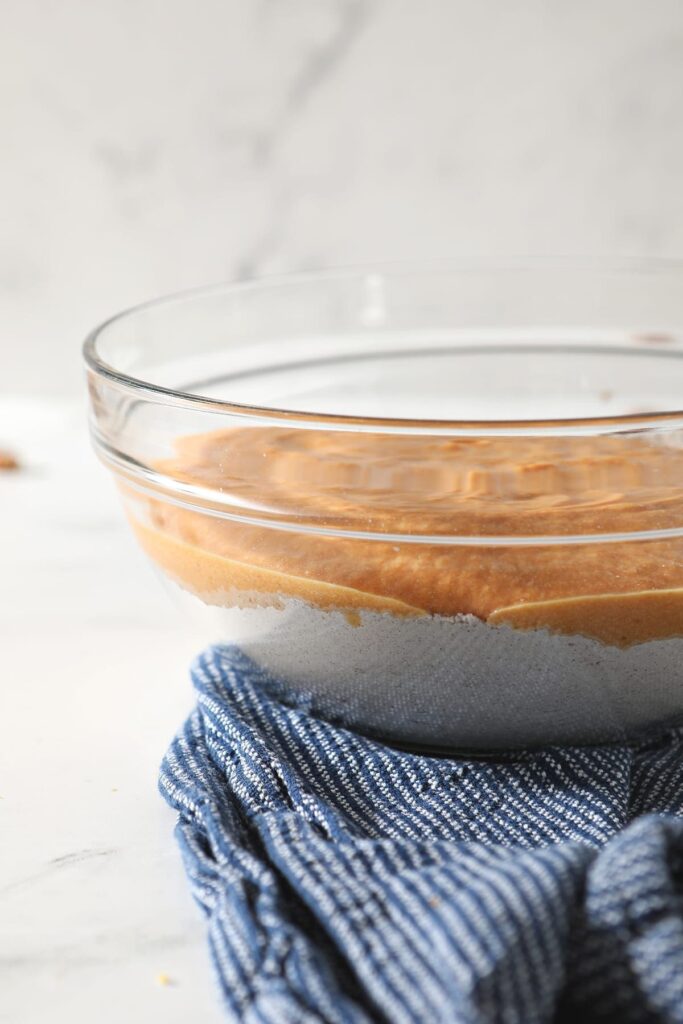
3,0,683,395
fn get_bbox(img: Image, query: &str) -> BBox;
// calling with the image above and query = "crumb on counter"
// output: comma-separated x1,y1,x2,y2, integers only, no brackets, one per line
0,449,19,471
635,331,675,346
156,972,175,987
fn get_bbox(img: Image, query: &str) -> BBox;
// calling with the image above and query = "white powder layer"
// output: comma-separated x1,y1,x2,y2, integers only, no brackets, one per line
168,582,683,750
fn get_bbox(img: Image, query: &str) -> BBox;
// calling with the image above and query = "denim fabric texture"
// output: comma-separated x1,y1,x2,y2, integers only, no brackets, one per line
159,645,683,1024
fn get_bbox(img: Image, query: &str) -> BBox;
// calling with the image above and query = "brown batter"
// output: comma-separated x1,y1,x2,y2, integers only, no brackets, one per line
126,426,683,646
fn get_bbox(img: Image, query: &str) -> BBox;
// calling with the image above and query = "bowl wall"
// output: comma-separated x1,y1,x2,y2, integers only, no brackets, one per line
85,263,683,750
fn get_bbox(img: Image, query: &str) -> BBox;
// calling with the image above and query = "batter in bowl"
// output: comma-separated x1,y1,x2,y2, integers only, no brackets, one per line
124,426,683,748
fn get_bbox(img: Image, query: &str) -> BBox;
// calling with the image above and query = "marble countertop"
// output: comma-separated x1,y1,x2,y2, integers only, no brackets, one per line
1,399,224,1023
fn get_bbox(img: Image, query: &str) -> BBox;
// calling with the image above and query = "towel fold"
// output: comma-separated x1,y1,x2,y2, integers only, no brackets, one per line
160,645,683,1023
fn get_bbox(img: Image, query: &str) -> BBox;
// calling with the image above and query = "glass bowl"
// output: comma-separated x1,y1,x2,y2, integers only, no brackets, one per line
84,260,683,751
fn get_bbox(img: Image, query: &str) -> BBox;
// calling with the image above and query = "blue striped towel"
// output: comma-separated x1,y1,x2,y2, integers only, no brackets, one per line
160,645,683,1023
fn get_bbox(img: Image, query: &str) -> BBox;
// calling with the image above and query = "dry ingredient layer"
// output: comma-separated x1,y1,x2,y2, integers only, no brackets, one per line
161,585,683,748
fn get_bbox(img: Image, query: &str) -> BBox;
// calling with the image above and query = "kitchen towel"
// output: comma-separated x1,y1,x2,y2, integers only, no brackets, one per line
160,645,683,1024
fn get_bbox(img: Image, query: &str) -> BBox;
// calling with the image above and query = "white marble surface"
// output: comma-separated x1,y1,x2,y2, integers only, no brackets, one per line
3,0,683,395
0,399,224,1023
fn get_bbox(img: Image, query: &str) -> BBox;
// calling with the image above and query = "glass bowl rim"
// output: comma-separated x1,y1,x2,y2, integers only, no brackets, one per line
83,256,683,436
